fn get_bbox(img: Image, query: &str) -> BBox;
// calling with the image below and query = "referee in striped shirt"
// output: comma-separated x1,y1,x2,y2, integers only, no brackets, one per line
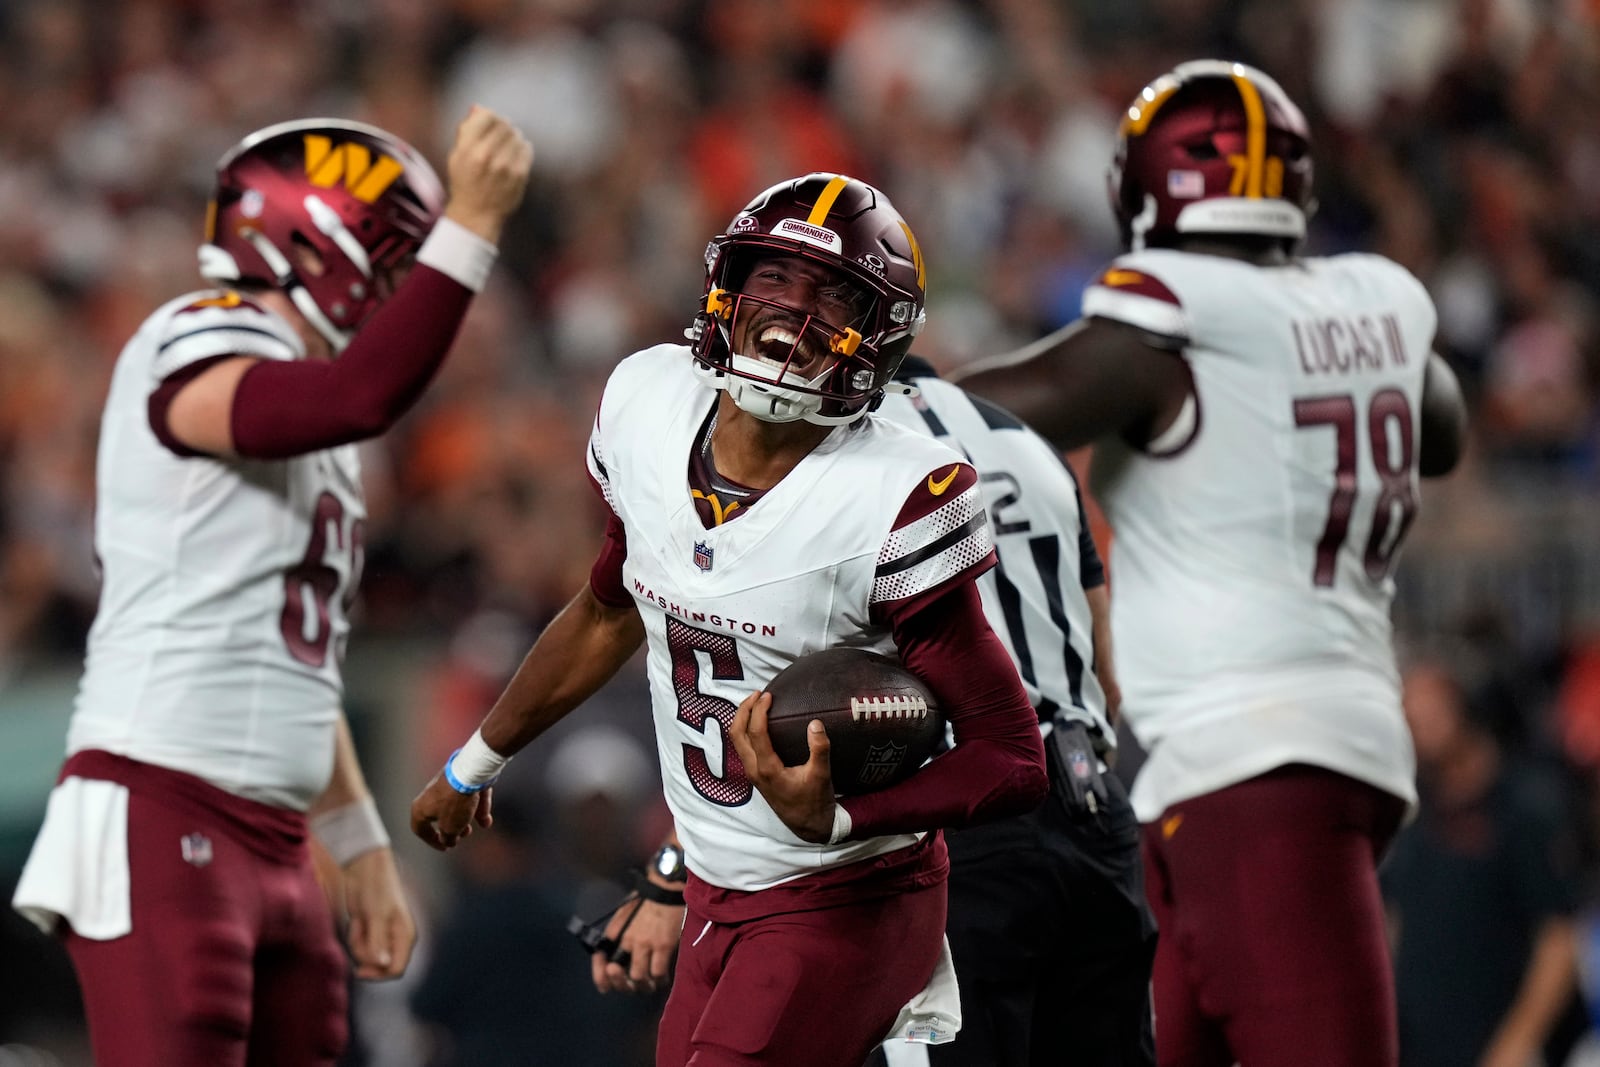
870,356,1156,1067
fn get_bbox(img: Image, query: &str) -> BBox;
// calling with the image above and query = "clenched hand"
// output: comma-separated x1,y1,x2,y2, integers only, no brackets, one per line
728,691,837,844
341,848,416,980
441,106,533,244
410,774,494,851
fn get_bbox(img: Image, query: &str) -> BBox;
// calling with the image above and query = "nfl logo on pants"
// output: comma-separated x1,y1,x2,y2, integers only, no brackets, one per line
693,541,714,572
180,833,213,868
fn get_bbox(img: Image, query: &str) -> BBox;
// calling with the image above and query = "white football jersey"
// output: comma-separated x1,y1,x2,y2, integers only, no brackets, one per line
1082,249,1436,820
876,377,1109,743
66,291,363,811
588,345,993,891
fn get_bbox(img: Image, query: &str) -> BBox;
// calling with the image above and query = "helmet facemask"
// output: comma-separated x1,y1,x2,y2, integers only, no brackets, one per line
700,247,889,428
688,173,928,427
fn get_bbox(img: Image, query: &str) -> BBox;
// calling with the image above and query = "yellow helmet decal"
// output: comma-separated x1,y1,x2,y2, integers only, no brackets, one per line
805,175,852,226
303,135,405,204
1120,80,1179,138
898,221,926,290
1228,68,1267,198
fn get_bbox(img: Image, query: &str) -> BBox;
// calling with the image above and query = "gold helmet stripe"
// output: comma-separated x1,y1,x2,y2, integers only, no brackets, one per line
1120,81,1179,138
898,221,926,290
806,174,852,226
1229,68,1267,198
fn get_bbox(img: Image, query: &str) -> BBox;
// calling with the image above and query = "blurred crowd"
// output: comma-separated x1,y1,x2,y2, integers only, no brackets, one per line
2,0,1600,1063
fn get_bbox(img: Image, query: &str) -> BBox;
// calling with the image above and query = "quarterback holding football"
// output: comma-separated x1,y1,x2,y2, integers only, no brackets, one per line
413,173,1047,1067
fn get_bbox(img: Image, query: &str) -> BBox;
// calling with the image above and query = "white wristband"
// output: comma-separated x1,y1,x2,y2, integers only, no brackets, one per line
416,216,499,293
310,795,390,867
828,803,853,845
447,728,510,792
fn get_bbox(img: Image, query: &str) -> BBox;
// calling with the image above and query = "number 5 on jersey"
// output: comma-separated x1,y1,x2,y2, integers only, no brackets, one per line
667,618,753,806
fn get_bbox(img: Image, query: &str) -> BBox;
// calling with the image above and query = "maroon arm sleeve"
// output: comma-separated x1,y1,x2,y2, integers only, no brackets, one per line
229,265,474,458
839,581,1047,839
588,511,631,608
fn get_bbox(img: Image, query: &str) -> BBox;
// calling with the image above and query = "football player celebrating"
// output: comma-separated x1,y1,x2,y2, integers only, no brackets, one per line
591,356,1159,1067
12,108,531,1067
412,174,1048,1067
957,61,1468,1067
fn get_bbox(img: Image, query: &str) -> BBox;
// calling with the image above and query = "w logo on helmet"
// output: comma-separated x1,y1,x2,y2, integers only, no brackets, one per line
303,135,405,203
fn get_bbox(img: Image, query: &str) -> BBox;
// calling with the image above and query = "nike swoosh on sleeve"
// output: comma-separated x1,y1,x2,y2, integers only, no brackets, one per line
927,466,960,496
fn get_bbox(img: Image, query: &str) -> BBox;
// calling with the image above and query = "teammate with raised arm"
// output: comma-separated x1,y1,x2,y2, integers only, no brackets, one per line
412,173,1047,1067
957,60,1467,1067
13,108,531,1067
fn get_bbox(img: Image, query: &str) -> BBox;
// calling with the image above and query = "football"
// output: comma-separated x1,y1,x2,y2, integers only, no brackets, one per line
763,647,943,796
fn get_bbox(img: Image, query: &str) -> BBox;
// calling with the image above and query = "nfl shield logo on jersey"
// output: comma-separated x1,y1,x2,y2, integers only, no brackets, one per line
693,541,714,572
180,833,213,868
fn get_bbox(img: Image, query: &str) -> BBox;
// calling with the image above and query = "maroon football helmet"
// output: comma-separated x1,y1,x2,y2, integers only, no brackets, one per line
199,119,444,350
1109,60,1314,250
689,173,927,426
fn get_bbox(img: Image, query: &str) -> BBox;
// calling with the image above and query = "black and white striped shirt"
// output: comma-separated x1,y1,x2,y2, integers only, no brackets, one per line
878,369,1112,748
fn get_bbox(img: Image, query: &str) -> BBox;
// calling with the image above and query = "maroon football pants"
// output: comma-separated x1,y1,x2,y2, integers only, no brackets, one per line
658,880,946,1067
1140,765,1407,1067
63,783,347,1067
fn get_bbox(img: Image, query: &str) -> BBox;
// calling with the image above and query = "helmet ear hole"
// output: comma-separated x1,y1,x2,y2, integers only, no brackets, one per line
289,233,327,278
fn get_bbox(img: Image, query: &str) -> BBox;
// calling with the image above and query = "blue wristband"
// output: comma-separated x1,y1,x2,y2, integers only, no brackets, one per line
442,748,497,795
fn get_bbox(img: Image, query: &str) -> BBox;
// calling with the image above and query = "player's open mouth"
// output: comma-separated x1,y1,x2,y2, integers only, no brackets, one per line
752,324,819,368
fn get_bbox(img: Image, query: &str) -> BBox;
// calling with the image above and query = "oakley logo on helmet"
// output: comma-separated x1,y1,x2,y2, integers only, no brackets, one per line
303,135,405,204
774,218,842,253
731,215,758,231
858,253,886,275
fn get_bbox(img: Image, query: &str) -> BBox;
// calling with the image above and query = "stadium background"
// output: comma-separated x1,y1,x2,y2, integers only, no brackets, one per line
0,0,1597,1063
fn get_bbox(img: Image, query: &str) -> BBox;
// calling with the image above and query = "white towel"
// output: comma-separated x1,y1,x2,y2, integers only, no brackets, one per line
882,935,961,1046
12,777,132,940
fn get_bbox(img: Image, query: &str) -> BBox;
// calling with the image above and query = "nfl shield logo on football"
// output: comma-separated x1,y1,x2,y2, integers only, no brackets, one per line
693,541,714,572
180,832,213,868
860,741,908,787
1069,748,1093,780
